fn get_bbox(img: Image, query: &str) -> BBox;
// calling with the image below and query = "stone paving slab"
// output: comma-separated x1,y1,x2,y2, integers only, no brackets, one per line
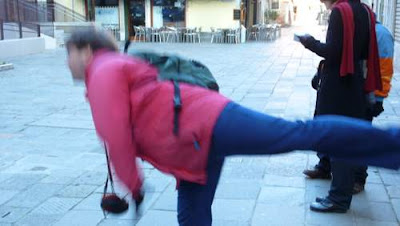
52,210,104,226
14,214,61,226
98,219,137,226
135,210,178,226
212,199,255,222
252,203,305,226
0,206,31,224
5,183,64,208
0,25,399,226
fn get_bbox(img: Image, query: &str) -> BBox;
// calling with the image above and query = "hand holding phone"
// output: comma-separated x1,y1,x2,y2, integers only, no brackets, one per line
294,33,310,42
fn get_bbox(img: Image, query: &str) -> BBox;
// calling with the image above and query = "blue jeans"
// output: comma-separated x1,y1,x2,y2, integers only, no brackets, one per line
177,145,224,226
177,102,400,225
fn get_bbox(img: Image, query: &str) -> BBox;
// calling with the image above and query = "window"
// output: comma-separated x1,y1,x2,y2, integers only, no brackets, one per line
152,0,186,27
271,0,279,10
95,0,118,7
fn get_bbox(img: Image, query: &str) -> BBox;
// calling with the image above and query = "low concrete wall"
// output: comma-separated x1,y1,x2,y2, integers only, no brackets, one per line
42,34,57,49
0,38,46,58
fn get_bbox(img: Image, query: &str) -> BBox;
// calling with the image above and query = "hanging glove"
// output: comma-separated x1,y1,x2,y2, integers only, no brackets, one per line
311,73,320,90
371,101,384,117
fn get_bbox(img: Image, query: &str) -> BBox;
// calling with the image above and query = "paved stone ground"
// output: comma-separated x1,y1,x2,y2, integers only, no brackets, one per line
1,26,400,226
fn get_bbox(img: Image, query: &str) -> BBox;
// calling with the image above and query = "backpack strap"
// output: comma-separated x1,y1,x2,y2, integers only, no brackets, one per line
172,80,182,136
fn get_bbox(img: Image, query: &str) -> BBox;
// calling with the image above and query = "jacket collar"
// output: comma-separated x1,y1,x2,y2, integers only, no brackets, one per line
85,49,113,87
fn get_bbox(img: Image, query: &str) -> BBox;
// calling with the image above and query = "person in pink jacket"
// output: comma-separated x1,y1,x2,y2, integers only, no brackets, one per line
67,28,400,226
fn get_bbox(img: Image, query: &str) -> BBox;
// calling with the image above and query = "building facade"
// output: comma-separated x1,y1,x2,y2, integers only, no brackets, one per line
92,0,247,40
91,0,286,40
369,0,400,71
370,0,395,34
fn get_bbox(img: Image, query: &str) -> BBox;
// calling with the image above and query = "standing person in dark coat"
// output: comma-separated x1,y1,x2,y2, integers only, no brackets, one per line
299,0,382,213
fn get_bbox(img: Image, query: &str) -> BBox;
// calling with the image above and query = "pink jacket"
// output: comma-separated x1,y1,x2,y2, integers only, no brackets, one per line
85,50,229,197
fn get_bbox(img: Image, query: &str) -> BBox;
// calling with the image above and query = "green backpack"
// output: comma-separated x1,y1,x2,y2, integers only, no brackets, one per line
127,50,219,92
125,48,219,136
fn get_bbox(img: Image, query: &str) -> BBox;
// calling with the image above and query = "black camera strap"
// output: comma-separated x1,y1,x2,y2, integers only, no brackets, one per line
103,143,115,194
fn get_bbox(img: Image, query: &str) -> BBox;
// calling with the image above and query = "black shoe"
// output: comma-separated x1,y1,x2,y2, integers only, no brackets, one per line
315,196,324,203
353,183,365,194
310,198,347,213
303,168,332,179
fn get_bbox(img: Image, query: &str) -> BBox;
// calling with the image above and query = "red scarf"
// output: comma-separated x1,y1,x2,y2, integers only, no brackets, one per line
334,0,382,92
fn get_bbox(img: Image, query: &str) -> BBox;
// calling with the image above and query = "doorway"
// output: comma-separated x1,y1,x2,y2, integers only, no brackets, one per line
128,0,145,36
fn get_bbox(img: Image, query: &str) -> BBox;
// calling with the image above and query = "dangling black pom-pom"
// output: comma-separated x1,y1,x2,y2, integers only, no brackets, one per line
101,194,129,214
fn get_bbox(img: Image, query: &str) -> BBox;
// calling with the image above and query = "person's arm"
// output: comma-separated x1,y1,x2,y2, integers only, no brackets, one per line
375,25,394,99
87,62,143,200
300,8,343,61
375,57,394,99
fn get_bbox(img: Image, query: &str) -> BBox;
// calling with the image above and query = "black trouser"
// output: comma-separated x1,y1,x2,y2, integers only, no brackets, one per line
354,165,368,185
328,160,356,208
315,154,368,186
353,112,373,186
315,153,331,173
314,155,368,209
352,113,373,186
317,116,372,208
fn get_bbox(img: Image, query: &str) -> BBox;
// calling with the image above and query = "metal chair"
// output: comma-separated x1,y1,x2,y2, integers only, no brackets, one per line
247,25,259,41
144,27,152,42
133,26,146,42
226,28,240,44
150,27,162,43
270,24,278,40
210,27,224,43
184,27,199,43
265,24,274,41
258,25,267,41
165,26,179,42
195,27,202,43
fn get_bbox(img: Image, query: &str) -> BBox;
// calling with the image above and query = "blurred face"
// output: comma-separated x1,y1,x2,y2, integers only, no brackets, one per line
322,0,334,9
67,44,92,84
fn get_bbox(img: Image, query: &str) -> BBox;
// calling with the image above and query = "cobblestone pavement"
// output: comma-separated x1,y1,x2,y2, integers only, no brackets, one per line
1,26,400,226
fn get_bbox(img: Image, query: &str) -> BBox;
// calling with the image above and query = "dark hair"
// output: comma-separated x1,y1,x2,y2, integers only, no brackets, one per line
66,27,119,53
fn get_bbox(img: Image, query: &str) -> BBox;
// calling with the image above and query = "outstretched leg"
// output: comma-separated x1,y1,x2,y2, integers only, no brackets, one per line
212,102,400,169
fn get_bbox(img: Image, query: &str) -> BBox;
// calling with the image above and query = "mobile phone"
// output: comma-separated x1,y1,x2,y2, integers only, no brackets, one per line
294,33,309,42
294,34,301,42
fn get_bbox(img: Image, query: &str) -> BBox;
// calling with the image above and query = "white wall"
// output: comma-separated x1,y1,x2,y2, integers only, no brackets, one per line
186,0,241,32
260,0,268,24
54,0,86,16
119,0,125,41
371,0,395,34
145,0,152,27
